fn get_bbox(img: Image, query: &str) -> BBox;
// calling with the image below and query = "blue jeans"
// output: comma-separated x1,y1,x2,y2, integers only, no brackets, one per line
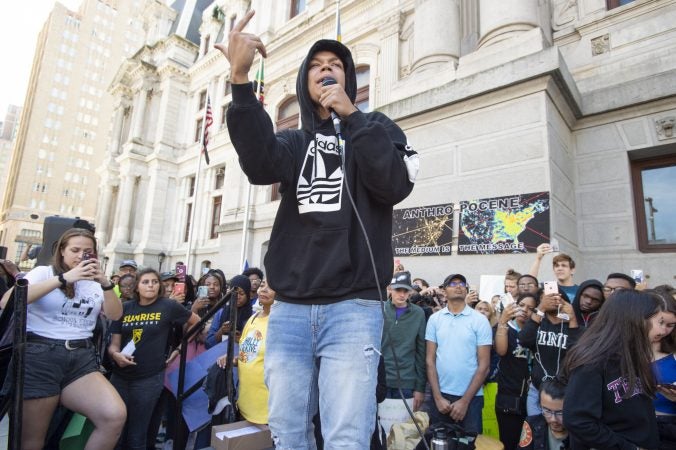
385,388,413,399
265,299,384,450
526,382,542,416
111,371,164,450
428,393,484,435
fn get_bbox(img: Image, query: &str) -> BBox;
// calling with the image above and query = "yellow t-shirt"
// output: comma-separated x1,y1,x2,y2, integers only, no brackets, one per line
237,312,269,424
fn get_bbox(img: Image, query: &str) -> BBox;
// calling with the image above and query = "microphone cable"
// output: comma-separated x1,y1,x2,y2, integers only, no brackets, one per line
334,115,430,450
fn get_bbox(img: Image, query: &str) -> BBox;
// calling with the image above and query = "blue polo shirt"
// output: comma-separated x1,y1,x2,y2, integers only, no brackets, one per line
425,304,493,396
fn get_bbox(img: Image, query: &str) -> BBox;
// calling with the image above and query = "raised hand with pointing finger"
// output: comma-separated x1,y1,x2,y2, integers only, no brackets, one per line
214,10,267,84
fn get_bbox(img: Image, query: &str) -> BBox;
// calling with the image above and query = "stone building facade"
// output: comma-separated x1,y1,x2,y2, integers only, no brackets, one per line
0,0,150,267
100,0,676,287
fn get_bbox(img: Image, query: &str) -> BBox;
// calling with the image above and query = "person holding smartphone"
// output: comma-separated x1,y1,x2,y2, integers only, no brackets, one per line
562,290,661,450
108,268,200,450
494,293,538,450
205,274,252,349
518,287,579,416
0,228,126,450
651,285,676,449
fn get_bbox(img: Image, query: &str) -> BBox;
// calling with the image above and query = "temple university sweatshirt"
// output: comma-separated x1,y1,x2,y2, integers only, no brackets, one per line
563,361,659,450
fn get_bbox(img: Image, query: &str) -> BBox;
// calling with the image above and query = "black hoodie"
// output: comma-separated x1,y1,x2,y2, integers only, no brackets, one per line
226,40,416,303
571,279,604,330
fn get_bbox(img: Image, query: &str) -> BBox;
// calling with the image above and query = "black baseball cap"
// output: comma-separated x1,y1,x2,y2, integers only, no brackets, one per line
442,274,467,287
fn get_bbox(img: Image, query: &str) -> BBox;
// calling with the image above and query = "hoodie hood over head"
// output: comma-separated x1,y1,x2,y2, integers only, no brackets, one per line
296,39,357,133
572,279,604,327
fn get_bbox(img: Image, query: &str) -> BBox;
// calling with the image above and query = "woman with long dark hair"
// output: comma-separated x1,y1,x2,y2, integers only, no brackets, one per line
108,268,199,450
0,228,126,450
562,290,661,449
651,285,676,449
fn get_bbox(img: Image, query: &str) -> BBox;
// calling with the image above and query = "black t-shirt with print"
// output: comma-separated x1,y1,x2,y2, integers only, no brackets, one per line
496,324,531,397
110,297,191,380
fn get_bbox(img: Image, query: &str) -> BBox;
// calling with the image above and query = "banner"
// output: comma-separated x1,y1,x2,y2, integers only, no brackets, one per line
391,203,454,257
458,192,550,254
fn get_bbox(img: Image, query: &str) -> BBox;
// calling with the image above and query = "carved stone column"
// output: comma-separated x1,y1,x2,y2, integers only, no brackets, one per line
111,173,136,245
412,0,461,72
131,89,148,139
478,0,540,48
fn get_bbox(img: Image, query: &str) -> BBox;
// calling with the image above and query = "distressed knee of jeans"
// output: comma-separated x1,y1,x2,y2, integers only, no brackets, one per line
363,344,379,376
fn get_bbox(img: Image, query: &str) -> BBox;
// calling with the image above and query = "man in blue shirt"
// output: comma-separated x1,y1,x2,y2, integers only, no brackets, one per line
425,273,492,434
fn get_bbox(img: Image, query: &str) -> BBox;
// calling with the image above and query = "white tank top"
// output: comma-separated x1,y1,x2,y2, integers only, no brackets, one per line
25,265,103,340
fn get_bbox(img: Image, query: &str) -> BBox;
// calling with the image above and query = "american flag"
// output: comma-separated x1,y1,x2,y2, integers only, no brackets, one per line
202,95,212,165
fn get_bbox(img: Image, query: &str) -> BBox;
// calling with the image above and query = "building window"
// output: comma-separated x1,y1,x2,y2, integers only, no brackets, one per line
195,118,203,143
630,153,676,252
229,15,237,31
184,203,192,242
276,97,300,131
224,79,231,96
355,65,370,112
198,90,207,110
290,0,306,18
607,0,635,9
221,104,227,127
210,196,222,239
203,35,210,55
214,166,225,189
188,176,196,197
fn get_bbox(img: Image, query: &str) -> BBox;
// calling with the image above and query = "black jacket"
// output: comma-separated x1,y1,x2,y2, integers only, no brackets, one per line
226,40,415,303
563,361,659,450
518,415,570,450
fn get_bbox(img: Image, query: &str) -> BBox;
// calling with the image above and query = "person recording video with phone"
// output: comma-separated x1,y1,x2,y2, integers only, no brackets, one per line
216,9,416,447
518,282,580,416
0,228,126,450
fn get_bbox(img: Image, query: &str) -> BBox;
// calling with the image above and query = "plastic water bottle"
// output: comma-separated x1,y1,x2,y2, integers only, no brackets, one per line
430,428,449,450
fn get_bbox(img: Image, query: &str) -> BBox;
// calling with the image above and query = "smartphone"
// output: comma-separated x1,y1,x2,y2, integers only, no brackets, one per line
631,269,644,284
544,281,559,296
468,284,477,294
82,251,94,261
550,238,560,253
173,282,186,295
499,293,516,312
197,285,208,298
175,263,186,282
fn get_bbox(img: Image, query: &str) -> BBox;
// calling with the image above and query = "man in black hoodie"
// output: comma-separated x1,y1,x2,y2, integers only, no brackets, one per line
217,11,417,449
571,279,604,330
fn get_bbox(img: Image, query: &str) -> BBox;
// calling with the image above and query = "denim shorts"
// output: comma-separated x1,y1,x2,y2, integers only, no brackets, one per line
1,338,99,400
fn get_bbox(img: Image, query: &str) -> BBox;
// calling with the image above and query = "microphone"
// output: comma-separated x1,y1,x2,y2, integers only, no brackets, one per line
321,77,342,136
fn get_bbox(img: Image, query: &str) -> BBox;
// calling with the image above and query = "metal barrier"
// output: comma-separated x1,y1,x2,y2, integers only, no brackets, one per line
174,292,235,446
0,279,29,449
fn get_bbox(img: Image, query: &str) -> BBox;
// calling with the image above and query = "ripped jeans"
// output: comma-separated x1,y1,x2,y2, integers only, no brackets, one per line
265,299,383,450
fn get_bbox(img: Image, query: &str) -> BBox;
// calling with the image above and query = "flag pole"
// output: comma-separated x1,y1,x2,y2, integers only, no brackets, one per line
186,90,210,275
335,0,341,42
240,59,263,269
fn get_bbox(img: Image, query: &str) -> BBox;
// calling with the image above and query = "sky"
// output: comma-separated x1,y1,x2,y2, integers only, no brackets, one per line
0,0,82,116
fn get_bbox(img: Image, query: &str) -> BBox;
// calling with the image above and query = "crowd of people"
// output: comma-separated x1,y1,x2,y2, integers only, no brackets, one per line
1,17,674,450
384,245,675,450
0,227,674,450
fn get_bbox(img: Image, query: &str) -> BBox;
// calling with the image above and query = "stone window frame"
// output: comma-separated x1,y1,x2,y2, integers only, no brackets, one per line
271,96,300,201
630,152,676,253
210,195,222,239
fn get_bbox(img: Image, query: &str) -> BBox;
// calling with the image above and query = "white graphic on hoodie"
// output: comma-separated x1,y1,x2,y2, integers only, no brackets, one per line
297,133,343,213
